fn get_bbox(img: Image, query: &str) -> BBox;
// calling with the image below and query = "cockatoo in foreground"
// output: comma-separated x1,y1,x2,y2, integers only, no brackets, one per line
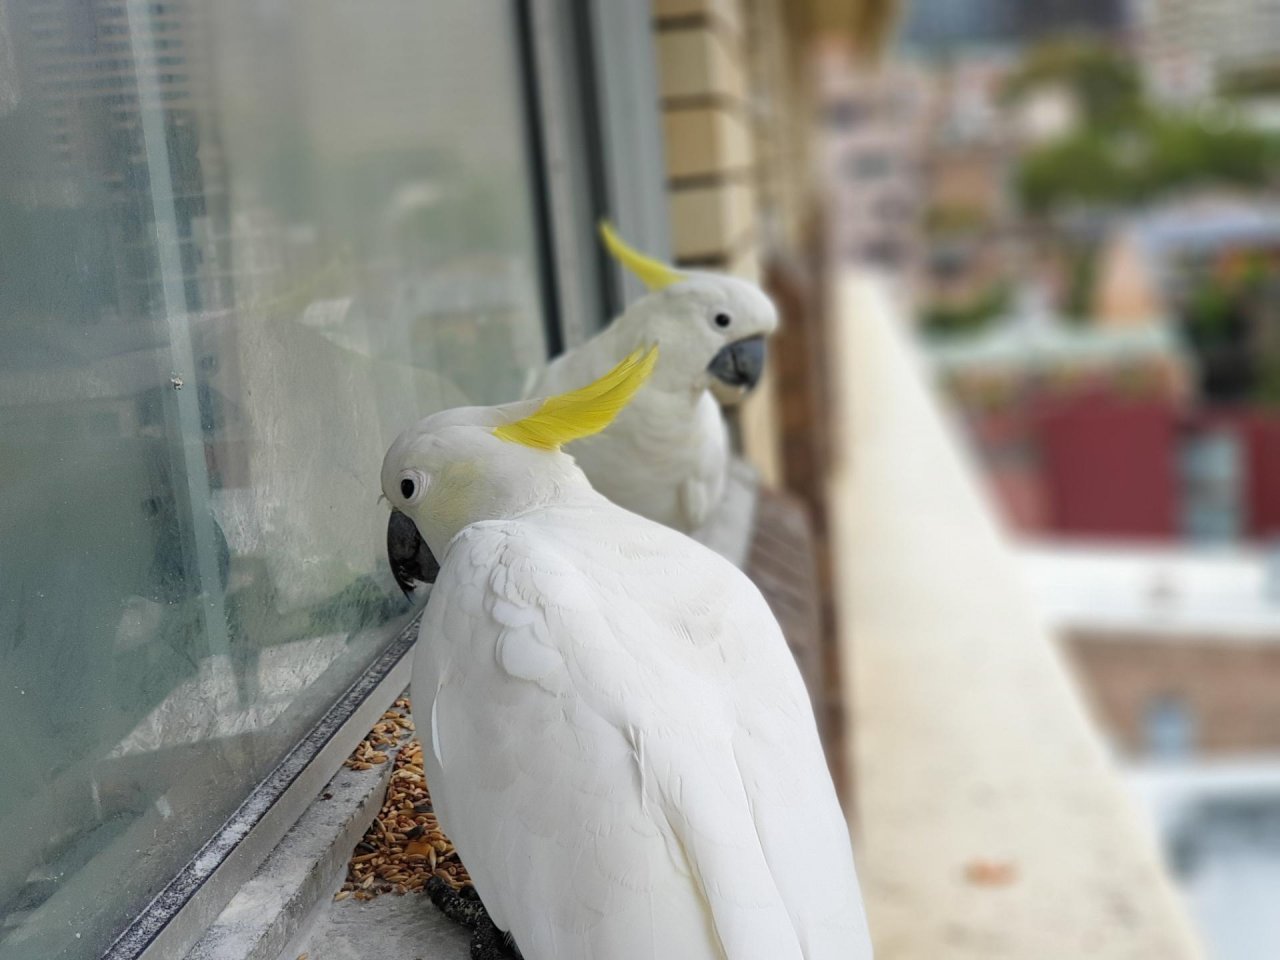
381,349,873,960
387,225,778,595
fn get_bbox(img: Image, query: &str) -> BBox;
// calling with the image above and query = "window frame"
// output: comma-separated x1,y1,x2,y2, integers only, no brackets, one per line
521,0,673,343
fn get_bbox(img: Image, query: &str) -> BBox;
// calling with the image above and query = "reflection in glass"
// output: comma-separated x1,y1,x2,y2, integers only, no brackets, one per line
0,1,548,956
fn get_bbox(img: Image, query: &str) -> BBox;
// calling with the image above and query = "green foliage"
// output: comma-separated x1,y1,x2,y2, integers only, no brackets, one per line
1063,247,1097,322
922,283,1012,336
1009,37,1280,215
1017,129,1128,213
925,204,988,235
1257,354,1280,407
1186,277,1236,343
1219,60,1280,99
1182,258,1280,405
1003,38,1143,130
1017,114,1279,215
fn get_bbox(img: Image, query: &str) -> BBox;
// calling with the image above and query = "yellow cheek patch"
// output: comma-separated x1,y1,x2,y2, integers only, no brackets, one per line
494,346,659,450
599,221,684,291
430,460,483,526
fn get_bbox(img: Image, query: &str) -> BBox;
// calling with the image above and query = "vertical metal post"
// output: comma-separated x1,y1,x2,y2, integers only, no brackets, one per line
587,0,673,307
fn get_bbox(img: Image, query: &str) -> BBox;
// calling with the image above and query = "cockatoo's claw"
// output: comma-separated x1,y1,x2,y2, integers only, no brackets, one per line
424,878,521,960
425,877,489,929
469,918,523,960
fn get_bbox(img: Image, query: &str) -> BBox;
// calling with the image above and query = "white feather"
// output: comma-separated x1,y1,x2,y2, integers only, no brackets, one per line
413,499,872,960
525,274,772,534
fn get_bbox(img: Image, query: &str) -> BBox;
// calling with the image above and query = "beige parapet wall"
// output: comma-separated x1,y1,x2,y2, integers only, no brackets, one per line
827,272,1204,959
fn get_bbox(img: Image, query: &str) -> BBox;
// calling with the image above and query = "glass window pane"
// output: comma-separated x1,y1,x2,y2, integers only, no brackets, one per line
0,1,548,956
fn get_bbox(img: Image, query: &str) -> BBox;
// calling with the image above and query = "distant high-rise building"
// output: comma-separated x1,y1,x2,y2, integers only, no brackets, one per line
817,50,931,302
1135,0,1280,102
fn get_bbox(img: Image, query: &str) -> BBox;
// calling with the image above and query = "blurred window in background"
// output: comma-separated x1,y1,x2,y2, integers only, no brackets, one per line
0,1,553,956
863,237,905,267
824,98,871,130
873,194,914,223
1179,427,1246,543
1144,693,1198,760
846,150,894,180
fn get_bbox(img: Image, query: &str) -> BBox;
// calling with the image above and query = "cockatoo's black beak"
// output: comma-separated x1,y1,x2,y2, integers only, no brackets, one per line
387,508,439,598
707,336,766,391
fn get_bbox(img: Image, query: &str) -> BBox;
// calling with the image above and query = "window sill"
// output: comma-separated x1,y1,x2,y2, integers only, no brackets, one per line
184,701,468,960
103,620,417,960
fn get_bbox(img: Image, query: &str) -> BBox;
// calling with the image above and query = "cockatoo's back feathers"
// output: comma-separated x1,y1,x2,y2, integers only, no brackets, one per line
414,506,871,960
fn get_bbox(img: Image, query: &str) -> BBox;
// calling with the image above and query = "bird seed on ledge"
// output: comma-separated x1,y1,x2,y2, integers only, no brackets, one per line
337,697,472,901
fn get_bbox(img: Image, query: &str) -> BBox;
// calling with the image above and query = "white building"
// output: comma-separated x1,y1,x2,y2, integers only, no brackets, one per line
1135,0,1280,102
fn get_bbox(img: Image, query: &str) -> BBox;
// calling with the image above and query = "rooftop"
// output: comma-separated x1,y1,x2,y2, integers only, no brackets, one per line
1019,541,1280,640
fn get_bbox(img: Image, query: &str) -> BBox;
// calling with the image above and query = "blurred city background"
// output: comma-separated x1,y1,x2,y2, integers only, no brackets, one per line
819,2,1280,957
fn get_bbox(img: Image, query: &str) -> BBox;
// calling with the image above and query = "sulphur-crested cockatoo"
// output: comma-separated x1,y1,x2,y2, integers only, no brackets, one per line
380,349,872,960
386,225,777,595
527,223,778,533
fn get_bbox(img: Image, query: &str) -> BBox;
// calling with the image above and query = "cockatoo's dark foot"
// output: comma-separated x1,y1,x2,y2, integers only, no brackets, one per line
425,876,489,928
470,917,523,960
425,877,522,959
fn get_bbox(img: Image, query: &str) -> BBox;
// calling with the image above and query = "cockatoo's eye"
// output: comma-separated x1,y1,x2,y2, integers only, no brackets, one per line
713,312,732,329
397,469,428,505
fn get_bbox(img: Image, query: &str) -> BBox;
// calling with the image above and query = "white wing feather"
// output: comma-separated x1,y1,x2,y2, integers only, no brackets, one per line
527,345,728,533
414,502,871,960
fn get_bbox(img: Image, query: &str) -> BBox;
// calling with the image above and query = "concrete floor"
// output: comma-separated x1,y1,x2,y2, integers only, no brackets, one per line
288,892,470,960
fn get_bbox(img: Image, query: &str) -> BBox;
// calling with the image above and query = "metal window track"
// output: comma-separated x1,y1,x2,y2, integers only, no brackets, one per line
101,616,420,960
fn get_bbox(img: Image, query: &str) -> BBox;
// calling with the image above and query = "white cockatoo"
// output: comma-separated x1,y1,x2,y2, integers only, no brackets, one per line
380,349,873,960
527,223,778,533
387,225,777,595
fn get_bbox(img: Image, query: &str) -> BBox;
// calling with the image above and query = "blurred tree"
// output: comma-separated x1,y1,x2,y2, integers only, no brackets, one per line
1017,114,1279,214
1219,60,1280,99
922,282,1011,336
1008,37,1280,215
1183,255,1280,404
925,204,988,235
1017,129,1127,213
1003,38,1143,130
1064,246,1097,322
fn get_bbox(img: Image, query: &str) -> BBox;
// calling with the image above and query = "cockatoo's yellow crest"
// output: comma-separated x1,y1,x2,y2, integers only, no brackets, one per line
494,346,658,450
599,222,684,291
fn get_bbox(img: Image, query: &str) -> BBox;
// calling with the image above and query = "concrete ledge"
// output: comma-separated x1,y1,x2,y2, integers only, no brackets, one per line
185,738,400,960
829,273,1205,959
284,882,469,960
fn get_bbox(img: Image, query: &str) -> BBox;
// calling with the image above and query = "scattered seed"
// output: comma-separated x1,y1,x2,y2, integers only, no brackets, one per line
337,698,472,903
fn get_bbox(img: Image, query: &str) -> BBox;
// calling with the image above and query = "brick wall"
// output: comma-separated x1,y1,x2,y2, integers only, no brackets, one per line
654,0,786,488
1065,631,1280,755
655,0,759,272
